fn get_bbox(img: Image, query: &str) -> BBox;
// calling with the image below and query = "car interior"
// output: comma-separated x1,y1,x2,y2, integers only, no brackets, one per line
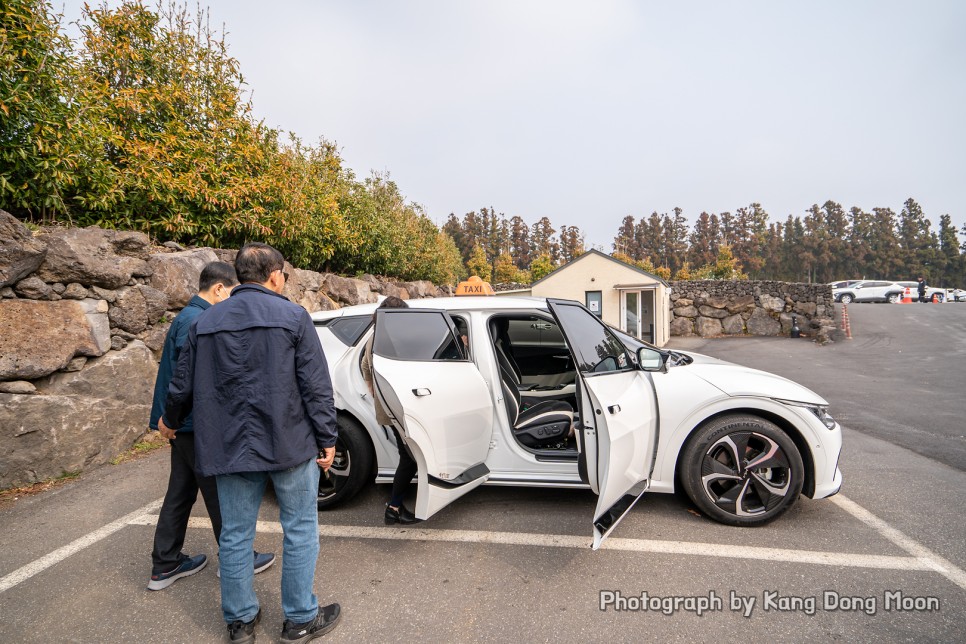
488,315,579,454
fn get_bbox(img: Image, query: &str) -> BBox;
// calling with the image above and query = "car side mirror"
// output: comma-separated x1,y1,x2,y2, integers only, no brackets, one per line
637,347,666,372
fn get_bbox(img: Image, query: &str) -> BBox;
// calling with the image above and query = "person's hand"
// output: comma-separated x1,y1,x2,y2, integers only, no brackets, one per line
158,417,176,440
317,447,336,471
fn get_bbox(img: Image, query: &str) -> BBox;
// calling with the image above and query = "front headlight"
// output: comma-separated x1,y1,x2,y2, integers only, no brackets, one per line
774,398,837,430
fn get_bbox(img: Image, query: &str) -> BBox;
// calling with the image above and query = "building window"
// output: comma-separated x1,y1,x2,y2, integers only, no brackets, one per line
585,291,602,318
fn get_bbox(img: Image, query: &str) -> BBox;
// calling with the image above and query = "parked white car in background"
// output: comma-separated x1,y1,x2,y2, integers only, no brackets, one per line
945,288,966,302
833,280,905,303
311,296,843,548
894,281,945,303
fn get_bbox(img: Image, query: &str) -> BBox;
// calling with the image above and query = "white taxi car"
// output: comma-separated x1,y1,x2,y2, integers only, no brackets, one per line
312,296,843,548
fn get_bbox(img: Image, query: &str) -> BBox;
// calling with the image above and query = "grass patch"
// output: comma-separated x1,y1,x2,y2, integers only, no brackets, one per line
0,471,83,510
109,434,167,465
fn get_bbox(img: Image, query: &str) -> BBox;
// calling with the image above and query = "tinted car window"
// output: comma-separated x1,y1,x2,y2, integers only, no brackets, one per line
326,315,372,346
374,310,465,361
552,303,630,374
507,317,566,347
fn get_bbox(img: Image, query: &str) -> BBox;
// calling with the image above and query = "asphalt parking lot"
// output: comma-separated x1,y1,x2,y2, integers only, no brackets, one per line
1,302,963,642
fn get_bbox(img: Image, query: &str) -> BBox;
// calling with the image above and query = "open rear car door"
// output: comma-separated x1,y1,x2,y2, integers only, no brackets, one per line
546,299,658,549
371,308,494,520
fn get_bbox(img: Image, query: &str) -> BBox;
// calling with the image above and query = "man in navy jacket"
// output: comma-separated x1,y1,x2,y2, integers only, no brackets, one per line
162,243,341,642
148,262,275,591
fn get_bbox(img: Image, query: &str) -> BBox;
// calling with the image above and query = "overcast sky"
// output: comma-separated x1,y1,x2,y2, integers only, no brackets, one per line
64,1,966,250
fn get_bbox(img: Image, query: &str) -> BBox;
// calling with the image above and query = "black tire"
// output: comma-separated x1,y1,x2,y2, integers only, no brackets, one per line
318,415,375,510
680,415,804,526
839,293,853,304
887,293,900,304
932,293,944,303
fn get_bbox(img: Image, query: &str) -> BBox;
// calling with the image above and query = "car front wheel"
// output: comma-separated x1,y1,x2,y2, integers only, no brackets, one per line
887,293,900,303
933,293,944,303
839,293,853,304
680,415,804,526
318,415,375,510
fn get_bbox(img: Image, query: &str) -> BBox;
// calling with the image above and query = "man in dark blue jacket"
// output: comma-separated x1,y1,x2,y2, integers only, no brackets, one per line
148,262,275,591
162,243,341,643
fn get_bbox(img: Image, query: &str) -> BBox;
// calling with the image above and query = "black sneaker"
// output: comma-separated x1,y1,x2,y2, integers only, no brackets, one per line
280,603,342,643
227,608,261,644
147,553,207,591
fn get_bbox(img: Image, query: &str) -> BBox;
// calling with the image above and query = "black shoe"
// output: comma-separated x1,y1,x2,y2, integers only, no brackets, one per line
281,603,342,643
227,608,261,644
385,503,420,525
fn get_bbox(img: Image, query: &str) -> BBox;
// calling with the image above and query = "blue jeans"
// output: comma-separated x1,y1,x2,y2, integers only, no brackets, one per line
217,459,320,624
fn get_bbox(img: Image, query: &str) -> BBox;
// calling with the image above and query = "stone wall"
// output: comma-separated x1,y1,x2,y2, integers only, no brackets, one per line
0,211,450,488
668,280,837,342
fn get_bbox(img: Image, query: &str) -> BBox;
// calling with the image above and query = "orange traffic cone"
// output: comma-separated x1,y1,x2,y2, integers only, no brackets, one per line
901,287,912,304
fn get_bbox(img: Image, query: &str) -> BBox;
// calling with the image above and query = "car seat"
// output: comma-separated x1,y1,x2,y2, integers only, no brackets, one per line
499,364,573,448
492,318,524,385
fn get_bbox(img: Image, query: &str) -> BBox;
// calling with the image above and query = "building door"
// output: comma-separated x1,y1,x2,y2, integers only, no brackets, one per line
623,291,640,338
621,289,656,342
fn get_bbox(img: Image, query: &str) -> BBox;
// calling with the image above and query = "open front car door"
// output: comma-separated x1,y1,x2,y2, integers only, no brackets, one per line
546,298,658,549
371,308,494,520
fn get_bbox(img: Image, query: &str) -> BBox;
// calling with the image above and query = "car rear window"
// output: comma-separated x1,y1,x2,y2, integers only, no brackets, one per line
374,310,465,361
317,315,371,346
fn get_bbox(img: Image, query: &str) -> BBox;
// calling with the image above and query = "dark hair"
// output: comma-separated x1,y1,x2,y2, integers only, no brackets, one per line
235,242,285,284
198,261,238,292
378,295,409,309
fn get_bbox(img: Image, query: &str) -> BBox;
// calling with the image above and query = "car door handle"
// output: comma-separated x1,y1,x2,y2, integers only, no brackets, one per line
413,388,431,397
607,404,621,414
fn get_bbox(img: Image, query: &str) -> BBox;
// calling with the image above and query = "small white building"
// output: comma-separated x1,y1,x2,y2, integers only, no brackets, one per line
496,249,671,346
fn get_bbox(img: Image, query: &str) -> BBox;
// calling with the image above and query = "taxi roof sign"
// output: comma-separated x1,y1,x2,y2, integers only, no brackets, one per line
455,275,495,296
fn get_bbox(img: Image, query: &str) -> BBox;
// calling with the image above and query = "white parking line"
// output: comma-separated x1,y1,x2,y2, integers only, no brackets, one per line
130,503,942,576
830,495,966,590
5,494,965,595
0,498,163,594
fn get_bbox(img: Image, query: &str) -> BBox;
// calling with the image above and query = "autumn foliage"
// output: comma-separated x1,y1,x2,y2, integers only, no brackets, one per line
0,0,464,283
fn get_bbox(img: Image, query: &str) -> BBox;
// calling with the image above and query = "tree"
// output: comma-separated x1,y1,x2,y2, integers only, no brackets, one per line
897,198,941,280
732,203,769,278
493,253,521,284
530,217,557,262
634,213,662,266
846,207,874,279
660,207,689,275
529,254,555,281
466,245,491,282
559,224,585,263
688,212,719,268
508,215,531,269
0,0,109,220
938,214,962,287
694,245,747,280
613,215,636,257
868,207,902,279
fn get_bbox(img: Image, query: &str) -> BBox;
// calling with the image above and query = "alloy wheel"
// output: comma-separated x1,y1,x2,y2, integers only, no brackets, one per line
700,431,792,517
